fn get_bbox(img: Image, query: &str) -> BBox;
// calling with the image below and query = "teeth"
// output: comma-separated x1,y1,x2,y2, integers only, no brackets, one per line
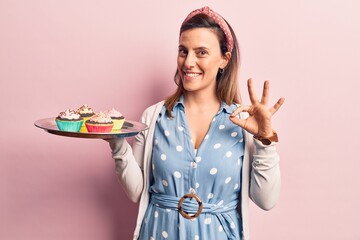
185,73,200,77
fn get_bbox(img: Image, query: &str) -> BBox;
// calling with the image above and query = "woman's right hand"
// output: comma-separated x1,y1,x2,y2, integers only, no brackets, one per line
104,137,126,155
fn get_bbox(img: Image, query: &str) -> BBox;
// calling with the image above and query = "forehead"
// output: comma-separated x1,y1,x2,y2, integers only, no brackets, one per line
179,28,221,48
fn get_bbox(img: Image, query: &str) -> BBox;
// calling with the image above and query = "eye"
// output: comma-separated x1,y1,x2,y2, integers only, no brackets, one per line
178,48,188,57
196,49,208,57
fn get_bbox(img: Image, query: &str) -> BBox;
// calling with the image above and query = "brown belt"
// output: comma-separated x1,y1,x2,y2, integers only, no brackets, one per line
177,193,203,219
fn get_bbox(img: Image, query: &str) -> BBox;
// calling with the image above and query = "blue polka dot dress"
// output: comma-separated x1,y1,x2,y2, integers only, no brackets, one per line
139,97,245,240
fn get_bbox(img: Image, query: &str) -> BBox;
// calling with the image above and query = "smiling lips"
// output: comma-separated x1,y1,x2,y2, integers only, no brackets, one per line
184,71,202,79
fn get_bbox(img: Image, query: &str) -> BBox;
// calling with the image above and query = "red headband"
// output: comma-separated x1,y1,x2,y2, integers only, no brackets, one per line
181,6,234,53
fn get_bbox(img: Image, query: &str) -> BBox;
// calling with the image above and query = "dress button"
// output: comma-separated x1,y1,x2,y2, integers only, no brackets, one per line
189,188,196,194
191,162,197,168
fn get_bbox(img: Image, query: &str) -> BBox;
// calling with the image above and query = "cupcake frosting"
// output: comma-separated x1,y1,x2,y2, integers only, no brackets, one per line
104,108,123,118
57,109,81,120
88,112,113,123
76,104,94,115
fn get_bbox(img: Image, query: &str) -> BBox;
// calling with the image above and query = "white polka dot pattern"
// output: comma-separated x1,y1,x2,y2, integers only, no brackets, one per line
176,145,183,152
162,231,168,238
225,177,231,184
226,151,232,157
174,171,181,178
214,143,221,149
210,168,218,175
162,180,168,187
140,101,244,239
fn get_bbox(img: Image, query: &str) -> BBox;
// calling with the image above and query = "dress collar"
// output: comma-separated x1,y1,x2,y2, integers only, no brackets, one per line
173,95,234,115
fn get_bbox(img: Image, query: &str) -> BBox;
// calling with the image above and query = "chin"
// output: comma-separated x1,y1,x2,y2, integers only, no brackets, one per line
181,80,197,91
183,85,196,92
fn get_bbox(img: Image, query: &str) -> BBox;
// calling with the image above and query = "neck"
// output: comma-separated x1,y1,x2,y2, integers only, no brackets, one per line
183,91,220,111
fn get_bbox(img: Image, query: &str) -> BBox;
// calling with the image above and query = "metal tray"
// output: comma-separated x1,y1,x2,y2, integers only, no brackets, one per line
34,117,148,139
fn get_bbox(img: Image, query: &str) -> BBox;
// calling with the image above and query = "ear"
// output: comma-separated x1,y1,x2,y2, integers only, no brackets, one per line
220,52,232,69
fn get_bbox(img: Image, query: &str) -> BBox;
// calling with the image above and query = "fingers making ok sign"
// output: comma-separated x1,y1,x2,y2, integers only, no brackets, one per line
230,78,285,138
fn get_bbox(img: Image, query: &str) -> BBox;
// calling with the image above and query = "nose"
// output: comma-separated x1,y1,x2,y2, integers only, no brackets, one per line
184,52,196,68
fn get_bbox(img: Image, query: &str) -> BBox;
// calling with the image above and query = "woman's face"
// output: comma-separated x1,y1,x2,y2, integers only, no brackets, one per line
177,28,229,94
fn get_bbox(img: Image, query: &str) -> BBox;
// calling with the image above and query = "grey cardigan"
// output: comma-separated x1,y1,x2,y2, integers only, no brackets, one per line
111,101,281,240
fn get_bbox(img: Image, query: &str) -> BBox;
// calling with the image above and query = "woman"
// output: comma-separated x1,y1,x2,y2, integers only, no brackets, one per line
108,6,285,240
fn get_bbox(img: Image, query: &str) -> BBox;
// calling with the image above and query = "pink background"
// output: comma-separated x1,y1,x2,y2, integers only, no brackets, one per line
1,1,359,239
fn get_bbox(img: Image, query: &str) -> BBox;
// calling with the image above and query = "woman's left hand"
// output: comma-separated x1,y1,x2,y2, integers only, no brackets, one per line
230,78,285,137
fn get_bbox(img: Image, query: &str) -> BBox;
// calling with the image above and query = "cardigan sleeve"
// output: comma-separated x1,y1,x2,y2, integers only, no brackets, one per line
238,111,281,210
248,137,281,210
108,109,152,203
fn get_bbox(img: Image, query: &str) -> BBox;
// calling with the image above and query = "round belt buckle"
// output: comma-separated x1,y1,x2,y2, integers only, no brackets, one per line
177,193,203,219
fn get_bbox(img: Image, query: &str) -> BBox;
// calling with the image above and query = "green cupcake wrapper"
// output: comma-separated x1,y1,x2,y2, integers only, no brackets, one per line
55,119,84,132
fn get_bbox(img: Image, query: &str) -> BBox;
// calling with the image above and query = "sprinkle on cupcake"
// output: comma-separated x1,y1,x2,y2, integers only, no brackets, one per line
76,104,95,117
57,109,82,121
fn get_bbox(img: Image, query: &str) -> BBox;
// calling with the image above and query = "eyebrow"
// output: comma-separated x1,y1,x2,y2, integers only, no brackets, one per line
178,45,210,51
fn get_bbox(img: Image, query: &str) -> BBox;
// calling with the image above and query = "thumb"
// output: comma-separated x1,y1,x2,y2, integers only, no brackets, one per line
229,115,247,128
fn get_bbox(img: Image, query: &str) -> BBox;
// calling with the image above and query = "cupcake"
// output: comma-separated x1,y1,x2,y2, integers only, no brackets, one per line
85,112,114,133
76,104,95,130
55,109,84,132
104,108,125,130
